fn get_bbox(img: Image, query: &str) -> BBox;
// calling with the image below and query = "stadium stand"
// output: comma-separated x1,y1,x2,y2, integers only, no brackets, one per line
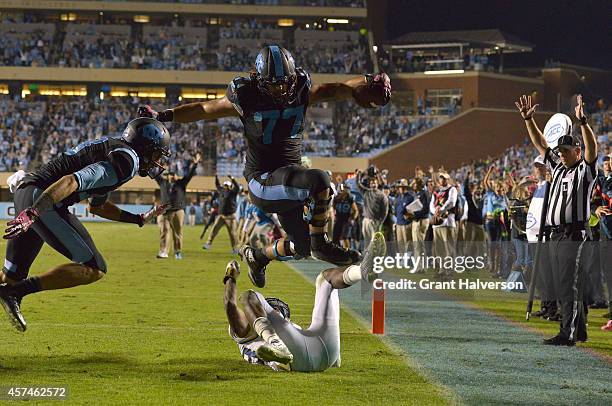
0,15,370,73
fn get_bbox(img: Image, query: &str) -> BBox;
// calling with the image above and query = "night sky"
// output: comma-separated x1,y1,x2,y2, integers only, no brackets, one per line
386,0,611,70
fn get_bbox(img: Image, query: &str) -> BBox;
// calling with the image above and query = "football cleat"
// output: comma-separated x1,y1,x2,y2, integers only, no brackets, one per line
239,245,267,288
542,335,575,346
175,252,183,260
256,338,293,364
312,235,361,266
361,232,387,283
0,285,26,332
202,243,211,250
224,260,240,284
156,252,168,259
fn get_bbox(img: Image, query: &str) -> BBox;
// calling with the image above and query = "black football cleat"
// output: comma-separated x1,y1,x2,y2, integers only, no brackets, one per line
311,235,361,266
239,245,267,288
542,335,575,346
0,284,26,332
360,232,387,283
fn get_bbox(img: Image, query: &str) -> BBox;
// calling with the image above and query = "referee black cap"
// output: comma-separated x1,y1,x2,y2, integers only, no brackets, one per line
554,135,581,150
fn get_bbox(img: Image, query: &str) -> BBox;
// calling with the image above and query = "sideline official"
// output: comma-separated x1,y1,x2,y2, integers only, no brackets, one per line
516,94,598,346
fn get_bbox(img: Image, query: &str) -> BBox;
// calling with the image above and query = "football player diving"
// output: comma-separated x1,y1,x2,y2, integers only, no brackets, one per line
222,233,386,372
138,45,391,288
0,118,170,332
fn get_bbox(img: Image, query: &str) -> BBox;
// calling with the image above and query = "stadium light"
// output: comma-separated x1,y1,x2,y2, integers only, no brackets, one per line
277,18,294,27
134,15,150,23
424,69,465,75
60,13,77,22
326,18,349,24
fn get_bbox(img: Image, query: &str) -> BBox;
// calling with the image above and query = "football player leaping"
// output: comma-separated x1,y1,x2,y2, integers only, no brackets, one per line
0,118,170,332
139,45,391,287
222,233,386,372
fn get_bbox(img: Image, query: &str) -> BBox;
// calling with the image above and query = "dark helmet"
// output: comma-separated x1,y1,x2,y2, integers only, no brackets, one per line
254,45,297,105
265,297,291,320
122,117,171,178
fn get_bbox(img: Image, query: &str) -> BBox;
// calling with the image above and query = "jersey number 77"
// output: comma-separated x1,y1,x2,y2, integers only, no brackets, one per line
254,105,305,144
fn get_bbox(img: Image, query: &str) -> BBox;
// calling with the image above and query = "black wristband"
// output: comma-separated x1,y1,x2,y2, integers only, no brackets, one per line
524,116,533,121
579,116,588,126
119,210,144,227
158,109,174,122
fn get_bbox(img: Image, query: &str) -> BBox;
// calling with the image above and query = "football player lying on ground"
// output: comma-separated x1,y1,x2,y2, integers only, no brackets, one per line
0,118,170,332
138,45,391,288
222,233,386,372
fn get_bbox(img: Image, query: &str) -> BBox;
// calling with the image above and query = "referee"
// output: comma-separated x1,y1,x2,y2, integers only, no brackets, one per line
516,94,598,346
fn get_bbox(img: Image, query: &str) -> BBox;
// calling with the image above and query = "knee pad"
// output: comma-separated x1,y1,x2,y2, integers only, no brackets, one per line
307,169,331,194
272,240,295,261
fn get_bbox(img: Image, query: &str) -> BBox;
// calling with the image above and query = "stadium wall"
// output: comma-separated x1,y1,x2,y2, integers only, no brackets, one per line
392,71,544,111
0,67,355,87
0,156,369,195
369,108,554,181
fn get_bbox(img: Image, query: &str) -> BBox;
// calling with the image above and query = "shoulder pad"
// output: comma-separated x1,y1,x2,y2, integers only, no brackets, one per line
226,76,253,116
295,67,312,91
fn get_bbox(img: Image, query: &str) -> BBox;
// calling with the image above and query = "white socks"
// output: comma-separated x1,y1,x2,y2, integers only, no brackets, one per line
342,265,362,286
253,316,280,344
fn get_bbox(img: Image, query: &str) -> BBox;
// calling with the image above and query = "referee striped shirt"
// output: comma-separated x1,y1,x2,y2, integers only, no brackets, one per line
544,148,598,226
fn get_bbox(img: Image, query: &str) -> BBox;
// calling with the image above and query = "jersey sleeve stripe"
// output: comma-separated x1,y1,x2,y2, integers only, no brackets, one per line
74,162,119,192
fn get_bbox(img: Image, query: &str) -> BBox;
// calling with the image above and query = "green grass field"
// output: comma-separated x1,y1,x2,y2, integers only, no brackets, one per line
0,223,451,405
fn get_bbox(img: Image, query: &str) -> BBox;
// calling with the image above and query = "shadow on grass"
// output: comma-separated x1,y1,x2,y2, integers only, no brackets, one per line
0,352,270,382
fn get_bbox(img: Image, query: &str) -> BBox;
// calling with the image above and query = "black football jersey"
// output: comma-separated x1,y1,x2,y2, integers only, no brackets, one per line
23,137,139,207
333,194,354,222
226,67,312,177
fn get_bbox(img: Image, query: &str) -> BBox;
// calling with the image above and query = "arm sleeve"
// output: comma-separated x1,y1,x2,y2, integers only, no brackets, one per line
107,150,138,183
429,193,436,215
181,163,198,185
463,179,472,199
88,193,110,207
73,161,119,192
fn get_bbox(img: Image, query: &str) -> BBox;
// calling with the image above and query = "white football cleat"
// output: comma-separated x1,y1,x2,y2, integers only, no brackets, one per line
256,338,293,364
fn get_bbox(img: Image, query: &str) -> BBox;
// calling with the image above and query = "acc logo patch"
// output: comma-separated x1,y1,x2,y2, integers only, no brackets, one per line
526,212,537,229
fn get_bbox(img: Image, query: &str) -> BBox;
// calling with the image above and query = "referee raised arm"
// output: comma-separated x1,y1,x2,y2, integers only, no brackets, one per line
515,94,598,346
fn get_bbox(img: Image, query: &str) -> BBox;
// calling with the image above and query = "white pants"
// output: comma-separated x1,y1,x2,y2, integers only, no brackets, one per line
255,273,340,372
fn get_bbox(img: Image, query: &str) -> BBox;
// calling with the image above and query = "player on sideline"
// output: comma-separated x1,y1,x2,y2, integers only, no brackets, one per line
222,233,386,372
138,45,391,287
0,118,170,332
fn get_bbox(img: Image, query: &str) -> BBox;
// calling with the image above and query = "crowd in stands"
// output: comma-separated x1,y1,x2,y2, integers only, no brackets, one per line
338,103,444,156
0,15,370,74
0,96,42,171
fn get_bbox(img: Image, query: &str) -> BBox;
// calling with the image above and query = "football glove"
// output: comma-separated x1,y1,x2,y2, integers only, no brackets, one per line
4,207,40,239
